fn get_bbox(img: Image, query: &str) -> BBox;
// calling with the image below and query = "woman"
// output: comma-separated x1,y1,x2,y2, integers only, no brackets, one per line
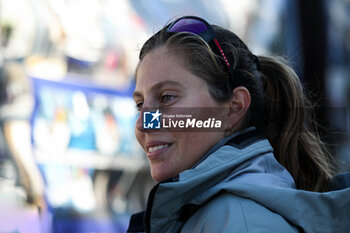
128,16,350,233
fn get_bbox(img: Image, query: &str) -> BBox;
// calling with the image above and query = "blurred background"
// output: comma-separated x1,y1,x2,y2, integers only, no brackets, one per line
0,0,349,232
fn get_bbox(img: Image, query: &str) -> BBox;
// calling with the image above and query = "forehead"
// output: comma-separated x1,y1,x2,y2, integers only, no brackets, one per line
137,46,173,80
135,47,190,88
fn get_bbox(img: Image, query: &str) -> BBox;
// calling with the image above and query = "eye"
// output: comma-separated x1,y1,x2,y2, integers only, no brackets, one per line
135,102,143,111
160,94,175,104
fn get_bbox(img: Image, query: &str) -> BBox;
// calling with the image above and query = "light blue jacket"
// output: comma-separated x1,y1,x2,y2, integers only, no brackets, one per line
127,128,350,233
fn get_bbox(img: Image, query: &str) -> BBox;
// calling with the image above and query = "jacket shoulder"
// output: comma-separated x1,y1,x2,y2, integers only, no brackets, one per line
180,192,299,233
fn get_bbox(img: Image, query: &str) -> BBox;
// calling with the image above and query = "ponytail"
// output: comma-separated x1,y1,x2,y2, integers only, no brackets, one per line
257,56,336,192
139,23,337,192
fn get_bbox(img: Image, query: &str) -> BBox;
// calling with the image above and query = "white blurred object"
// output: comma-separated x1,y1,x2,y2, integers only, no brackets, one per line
218,0,258,38
70,173,96,212
25,56,67,80
48,0,105,63
44,164,70,208
0,0,36,59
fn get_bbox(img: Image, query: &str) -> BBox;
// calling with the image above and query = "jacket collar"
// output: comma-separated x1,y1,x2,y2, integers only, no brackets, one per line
141,128,271,232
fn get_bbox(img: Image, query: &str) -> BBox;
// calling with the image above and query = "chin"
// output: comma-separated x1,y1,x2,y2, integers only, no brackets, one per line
151,167,177,182
151,172,169,182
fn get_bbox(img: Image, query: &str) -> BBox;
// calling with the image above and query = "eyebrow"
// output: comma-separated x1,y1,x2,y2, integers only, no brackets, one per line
133,80,184,99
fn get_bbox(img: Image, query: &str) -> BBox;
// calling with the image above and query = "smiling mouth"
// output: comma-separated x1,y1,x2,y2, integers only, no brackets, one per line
146,143,172,159
148,144,170,153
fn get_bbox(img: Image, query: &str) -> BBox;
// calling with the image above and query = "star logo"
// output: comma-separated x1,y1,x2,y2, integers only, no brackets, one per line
143,109,162,129
150,109,162,122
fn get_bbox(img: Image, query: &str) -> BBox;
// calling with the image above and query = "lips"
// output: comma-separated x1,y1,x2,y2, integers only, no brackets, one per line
148,144,169,152
146,142,173,159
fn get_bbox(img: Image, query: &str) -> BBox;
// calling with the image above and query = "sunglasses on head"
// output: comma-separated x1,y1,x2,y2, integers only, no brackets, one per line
167,16,234,82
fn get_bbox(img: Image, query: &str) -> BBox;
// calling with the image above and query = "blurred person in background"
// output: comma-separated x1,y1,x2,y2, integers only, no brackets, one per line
0,63,45,232
127,16,350,233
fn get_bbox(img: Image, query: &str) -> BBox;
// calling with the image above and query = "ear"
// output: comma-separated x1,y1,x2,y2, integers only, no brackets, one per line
226,86,251,132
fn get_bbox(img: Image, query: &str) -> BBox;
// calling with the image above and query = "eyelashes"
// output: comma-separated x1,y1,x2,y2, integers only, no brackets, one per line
135,102,143,111
160,94,175,104
134,94,177,111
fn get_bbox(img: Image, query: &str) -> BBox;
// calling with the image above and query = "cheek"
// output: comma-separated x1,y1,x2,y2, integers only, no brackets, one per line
175,133,207,161
176,132,224,162
135,130,143,151
135,121,145,150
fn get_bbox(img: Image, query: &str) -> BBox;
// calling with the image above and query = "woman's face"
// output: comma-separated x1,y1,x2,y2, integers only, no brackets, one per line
133,46,227,181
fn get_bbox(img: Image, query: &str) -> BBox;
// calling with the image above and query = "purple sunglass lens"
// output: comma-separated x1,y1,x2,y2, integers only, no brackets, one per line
168,18,208,34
